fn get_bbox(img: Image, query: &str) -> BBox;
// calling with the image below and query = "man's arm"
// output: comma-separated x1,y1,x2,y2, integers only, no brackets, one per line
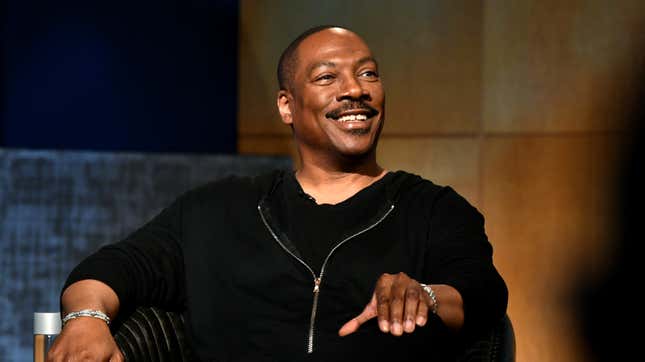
47,192,189,361
426,188,508,335
340,186,507,337
60,279,120,321
47,280,123,361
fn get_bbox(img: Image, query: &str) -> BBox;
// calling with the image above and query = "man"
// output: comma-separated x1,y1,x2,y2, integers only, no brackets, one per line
48,26,507,361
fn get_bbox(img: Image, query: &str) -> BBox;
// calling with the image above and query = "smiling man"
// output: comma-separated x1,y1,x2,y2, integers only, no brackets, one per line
277,27,384,168
49,26,507,361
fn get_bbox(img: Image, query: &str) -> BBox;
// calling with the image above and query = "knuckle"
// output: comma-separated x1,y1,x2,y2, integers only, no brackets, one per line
377,273,391,284
390,296,404,307
375,284,388,295
77,349,94,361
376,295,390,305
406,288,420,300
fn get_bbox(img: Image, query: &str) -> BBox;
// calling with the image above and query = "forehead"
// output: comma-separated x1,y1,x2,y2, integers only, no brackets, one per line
295,29,374,71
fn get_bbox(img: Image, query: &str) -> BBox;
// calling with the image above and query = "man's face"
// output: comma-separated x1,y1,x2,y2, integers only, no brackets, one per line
278,28,385,160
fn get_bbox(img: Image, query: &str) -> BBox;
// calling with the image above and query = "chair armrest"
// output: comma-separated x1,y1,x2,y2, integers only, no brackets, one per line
457,314,516,362
114,308,515,362
113,307,194,362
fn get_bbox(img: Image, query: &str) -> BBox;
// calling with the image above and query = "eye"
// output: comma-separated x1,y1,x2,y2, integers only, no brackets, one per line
359,70,379,80
313,73,336,85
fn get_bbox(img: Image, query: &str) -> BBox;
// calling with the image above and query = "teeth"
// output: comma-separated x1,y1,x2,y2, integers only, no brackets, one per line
337,114,368,122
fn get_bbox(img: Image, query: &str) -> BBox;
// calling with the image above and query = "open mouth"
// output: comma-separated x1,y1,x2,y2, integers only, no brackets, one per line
325,104,379,122
326,110,377,134
335,114,369,122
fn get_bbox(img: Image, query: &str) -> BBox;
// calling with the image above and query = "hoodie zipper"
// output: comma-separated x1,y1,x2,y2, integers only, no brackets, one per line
258,203,395,354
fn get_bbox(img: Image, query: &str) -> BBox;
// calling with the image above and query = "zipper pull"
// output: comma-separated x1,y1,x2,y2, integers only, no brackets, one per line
313,277,321,293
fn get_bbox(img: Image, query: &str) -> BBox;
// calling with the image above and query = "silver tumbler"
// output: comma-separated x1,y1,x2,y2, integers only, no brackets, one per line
33,312,61,362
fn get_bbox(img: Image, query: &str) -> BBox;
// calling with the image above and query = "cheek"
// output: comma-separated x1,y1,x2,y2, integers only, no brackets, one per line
312,91,333,109
301,86,334,108
370,86,385,107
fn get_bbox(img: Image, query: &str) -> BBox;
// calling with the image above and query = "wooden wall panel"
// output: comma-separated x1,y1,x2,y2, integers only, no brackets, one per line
481,135,595,362
482,0,645,133
377,137,480,206
379,1,482,135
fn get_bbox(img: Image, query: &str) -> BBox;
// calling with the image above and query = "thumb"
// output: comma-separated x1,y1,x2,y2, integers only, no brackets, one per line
338,293,377,337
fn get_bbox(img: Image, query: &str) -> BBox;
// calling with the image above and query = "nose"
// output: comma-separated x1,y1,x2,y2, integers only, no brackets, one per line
336,74,368,101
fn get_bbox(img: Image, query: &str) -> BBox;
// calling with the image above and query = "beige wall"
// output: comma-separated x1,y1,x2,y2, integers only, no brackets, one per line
238,1,645,361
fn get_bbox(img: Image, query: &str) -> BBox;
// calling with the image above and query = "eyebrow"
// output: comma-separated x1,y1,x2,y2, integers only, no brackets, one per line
357,56,378,67
306,56,379,75
306,61,336,75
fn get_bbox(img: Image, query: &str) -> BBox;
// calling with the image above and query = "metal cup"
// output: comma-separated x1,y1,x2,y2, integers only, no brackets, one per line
34,312,61,362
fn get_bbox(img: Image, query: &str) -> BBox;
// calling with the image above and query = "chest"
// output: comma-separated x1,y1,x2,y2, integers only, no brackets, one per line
181,203,435,357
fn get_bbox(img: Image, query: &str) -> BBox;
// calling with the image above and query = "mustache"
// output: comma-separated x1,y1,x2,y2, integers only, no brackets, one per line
325,101,379,119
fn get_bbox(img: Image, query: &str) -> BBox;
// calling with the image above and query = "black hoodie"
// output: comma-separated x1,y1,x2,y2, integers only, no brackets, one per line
64,170,508,361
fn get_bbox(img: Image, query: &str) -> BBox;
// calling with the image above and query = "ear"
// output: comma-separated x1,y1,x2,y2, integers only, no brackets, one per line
277,90,293,125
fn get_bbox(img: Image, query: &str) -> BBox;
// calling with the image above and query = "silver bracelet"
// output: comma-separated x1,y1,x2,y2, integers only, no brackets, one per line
420,283,439,314
61,309,111,327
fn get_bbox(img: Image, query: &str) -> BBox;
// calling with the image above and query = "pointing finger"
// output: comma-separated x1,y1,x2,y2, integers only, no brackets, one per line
338,293,377,336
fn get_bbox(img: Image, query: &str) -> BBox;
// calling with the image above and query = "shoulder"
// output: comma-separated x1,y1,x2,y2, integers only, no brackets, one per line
176,170,284,209
388,170,448,204
389,170,482,222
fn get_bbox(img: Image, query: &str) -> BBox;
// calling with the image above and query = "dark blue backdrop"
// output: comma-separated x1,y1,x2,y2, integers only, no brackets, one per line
1,1,240,360
0,149,292,361
2,0,238,153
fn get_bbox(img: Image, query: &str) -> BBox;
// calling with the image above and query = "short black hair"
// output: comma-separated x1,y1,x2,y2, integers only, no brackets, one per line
277,25,351,91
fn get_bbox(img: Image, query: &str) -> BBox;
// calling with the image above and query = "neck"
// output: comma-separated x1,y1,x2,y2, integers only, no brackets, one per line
295,153,386,205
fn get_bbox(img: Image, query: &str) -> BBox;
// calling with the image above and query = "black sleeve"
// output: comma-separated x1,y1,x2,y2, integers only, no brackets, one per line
426,187,508,335
62,193,187,313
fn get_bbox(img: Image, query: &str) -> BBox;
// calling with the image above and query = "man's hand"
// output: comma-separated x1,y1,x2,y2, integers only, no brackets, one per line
47,317,123,362
338,272,434,337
